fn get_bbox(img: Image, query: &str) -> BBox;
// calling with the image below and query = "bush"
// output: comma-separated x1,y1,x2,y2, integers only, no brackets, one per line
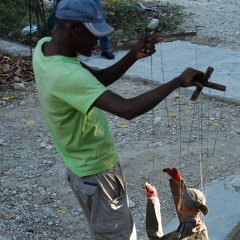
104,0,184,49
105,0,148,39
0,0,29,37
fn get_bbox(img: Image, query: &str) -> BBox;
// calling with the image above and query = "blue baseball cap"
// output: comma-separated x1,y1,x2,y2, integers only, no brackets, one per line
55,0,114,37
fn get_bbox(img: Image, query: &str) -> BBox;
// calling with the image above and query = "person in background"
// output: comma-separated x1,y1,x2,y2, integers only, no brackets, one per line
144,168,209,240
96,0,115,59
41,0,61,37
32,0,205,238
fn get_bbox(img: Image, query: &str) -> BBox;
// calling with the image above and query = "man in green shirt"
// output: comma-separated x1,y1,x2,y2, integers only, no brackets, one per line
32,0,204,239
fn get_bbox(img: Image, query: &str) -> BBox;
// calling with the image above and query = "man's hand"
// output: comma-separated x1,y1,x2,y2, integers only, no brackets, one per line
130,32,164,60
177,68,204,88
163,168,181,181
143,182,158,198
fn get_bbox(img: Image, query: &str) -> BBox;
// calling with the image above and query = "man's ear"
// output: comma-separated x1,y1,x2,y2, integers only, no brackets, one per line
66,22,76,35
68,21,84,36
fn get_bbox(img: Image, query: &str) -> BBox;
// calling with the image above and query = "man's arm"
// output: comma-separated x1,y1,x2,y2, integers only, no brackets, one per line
94,68,204,120
81,33,163,86
80,50,136,86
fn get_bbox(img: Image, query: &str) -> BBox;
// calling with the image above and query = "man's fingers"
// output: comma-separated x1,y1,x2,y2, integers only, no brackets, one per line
141,47,156,55
139,32,163,54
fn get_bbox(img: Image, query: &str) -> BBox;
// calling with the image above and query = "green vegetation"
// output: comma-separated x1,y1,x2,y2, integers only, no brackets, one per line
105,0,184,49
105,0,148,39
0,0,184,49
0,0,29,37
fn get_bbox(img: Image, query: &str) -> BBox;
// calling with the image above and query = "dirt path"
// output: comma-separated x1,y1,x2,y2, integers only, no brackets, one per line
1,76,240,239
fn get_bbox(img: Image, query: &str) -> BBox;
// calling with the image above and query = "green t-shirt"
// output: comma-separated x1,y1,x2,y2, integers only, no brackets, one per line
32,37,118,177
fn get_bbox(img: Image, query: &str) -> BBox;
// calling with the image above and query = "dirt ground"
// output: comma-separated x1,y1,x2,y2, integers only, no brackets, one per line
1,76,240,239
1,0,240,239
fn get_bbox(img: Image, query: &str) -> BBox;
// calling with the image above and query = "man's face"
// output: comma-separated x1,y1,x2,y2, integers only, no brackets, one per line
70,22,98,57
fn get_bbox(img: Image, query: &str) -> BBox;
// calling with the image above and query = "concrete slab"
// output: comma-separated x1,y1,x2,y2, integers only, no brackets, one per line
0,38,32,57
163,174,240,240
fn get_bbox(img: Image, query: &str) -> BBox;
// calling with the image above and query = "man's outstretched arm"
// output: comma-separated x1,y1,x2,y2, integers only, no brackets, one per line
94,68,204,120
81,33,164,86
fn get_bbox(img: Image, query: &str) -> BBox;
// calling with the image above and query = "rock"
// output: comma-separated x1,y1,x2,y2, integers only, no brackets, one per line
14,82,25,90
2,100,7,107
40,143,47,148
147,18,159,30
128,199,136,208
14,76,20,82
45,144,53,150
20,101,26,106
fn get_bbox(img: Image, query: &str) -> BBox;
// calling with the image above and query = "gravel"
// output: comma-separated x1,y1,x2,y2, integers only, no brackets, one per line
1,0,240,239
158,0,240,51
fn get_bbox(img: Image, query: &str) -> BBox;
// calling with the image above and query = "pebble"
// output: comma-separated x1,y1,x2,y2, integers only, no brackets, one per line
147,18,159,30
40,142,47,148
2,100,7,107
45,144,53,150
129,199,136,208
14,76,20,82
19,101,26,106
14,82,25,90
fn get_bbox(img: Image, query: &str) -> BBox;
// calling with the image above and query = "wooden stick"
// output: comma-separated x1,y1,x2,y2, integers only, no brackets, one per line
205,81,226,92
191,67,226,101
191,67,214,101
155,31,197,42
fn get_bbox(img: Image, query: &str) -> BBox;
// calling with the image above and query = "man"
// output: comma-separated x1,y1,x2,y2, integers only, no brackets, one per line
144,168,209,240
43,0,115,59
32,0,205,239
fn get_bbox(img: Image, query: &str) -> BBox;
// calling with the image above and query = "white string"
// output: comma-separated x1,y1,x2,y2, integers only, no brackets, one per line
211,91,226,156
150,54,157,183
159,43,175,161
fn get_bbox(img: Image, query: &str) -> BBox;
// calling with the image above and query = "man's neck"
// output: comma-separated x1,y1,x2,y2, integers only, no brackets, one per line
43,34,76,57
